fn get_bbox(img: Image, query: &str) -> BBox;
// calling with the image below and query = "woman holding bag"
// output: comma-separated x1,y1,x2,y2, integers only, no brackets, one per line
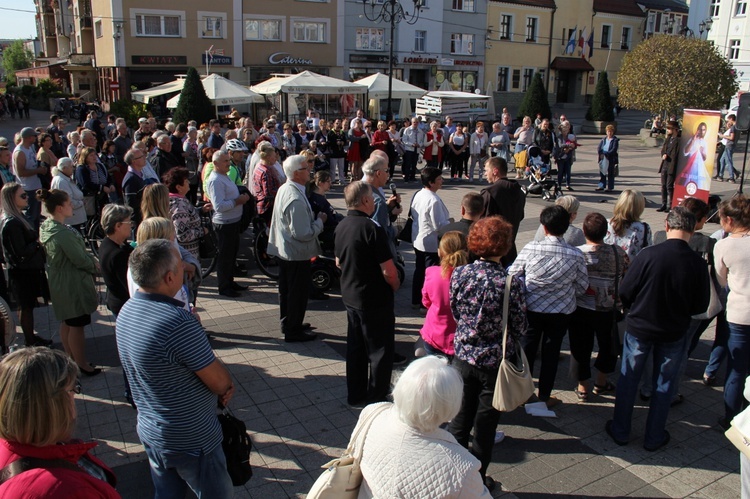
447,216,528,492
597,125,619,192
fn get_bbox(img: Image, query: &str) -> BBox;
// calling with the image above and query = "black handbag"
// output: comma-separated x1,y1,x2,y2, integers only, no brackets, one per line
218,407,253,486
396,195,415,244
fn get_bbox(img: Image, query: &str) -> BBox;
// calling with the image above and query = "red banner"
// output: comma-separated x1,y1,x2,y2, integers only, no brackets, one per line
673,109,722,206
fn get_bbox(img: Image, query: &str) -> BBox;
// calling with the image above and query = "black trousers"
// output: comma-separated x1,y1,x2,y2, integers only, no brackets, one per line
213,221,240,294
448,357,501,479
569,307,618,381
411,249,440,306
278,259,311,337
521,311,571,400
660,169,675,206
345,305,395,405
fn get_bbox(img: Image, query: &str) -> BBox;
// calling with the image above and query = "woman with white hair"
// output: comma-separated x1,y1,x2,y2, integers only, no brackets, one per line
50,157,87,232
66,131,80,161
351,356,490,498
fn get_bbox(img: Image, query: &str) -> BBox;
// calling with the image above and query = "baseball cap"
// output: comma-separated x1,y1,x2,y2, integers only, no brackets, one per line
138,117,148,124
20,127,38,138
266,119,277,127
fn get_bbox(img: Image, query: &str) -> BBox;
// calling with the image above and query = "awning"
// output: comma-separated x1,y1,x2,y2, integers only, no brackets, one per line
131,79,185,103
550,57,595,72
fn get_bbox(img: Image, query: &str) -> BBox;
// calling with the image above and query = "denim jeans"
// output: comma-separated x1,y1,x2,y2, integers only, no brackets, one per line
598,163,616,190
23,190,41,231
610,332,686,448
143,441,233,499
718,144,735,179
557,157,572,188
448,357,501,479
705,311,730,379
724,322,750,420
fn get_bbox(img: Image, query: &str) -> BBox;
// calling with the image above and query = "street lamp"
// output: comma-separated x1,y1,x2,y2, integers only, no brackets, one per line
699,18,713,38
361,0,424,121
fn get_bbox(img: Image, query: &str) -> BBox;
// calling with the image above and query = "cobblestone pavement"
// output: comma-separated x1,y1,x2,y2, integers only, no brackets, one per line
0,108,744,498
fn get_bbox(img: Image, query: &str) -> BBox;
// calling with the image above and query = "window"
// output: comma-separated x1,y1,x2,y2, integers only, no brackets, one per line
200,15,223,38
522,68,534,91
94,20,102,38
621,26,631,49
293,20,327,43
526,17,537,42
730,39,741,59
601,25,611,48
451,33,474,55
356,28,384,51
497,67,509,91
414,30,426,52
245,19,281,41
538,68,545,84
500,15,512,40
646,12,656,33
452,0,474,11
711,0,721,17
512,69,520,89
134,13,181,37
737,0,747,15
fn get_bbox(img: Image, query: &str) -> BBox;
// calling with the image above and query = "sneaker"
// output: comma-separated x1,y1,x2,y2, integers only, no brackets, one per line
494,430,505,444
595,187,604,191
716,177,725,182
729,178,737,183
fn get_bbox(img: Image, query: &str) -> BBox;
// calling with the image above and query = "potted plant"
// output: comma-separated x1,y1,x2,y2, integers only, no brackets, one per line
582,71,616,134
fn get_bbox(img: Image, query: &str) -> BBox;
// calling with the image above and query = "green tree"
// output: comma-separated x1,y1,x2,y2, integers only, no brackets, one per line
517,72,551,121
172,67,213,125
618,34,737,116
109,98,149,129
1,40,33,83
587,72,615,121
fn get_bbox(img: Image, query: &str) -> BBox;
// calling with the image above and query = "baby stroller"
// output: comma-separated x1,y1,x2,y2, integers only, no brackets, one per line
522,145,562,201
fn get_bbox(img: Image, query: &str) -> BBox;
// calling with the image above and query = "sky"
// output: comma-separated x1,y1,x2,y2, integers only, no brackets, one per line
1,3,40,40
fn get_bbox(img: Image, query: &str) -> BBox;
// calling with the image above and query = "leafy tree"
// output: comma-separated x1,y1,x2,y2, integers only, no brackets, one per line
517,72,551,121
1,40,33,84
587,72,615,121
172,67,213,125
109,98,149,129
618,34,737,116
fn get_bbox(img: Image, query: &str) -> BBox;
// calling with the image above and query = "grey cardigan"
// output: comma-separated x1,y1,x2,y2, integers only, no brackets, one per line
268,181,323,261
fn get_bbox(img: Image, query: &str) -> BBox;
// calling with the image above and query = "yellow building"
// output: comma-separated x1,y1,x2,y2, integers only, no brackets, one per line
486,0,645,107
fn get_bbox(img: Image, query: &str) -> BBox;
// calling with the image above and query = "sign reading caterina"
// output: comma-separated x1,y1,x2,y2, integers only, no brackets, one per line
268,52,313,65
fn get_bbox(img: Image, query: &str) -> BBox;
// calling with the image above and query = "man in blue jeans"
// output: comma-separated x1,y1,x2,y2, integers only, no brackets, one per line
606,207,709,451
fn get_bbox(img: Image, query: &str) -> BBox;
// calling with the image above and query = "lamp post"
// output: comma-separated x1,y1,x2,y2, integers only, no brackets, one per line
361,0,424,121
699,18,713,39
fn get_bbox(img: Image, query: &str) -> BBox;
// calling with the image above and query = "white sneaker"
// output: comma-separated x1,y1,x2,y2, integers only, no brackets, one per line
494,430,505,444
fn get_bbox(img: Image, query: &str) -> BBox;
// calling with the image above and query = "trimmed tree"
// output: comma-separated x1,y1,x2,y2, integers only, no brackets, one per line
2,40,33,84
172,67,214,125
517,72,551,121
618,34,737,116
586,71,615,122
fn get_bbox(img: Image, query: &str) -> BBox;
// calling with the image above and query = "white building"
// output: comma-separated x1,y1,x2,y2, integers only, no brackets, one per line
706,0,750,92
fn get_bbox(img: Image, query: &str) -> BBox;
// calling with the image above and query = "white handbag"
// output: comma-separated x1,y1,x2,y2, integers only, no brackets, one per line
307,403,391,498
492,274,535,412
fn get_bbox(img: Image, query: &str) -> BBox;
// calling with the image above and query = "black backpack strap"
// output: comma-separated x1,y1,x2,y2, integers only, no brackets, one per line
0,457,85,486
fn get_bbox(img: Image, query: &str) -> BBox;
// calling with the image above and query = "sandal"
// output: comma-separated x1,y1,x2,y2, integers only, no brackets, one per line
592,381,616,395
574,389,589,402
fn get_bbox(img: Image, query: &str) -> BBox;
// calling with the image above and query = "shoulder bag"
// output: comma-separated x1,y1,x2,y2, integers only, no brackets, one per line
693,241,723,320
396,195,415,243
492,274,535,412
307,403,391,498
218,406,253,486
726,423,750,459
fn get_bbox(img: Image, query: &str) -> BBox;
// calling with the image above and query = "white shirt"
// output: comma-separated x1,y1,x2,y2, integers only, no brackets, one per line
410,188,450,253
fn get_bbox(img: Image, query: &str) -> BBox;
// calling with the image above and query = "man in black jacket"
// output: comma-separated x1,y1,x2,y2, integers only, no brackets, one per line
657,120,680,212
606,207,709,452
481,157,525,266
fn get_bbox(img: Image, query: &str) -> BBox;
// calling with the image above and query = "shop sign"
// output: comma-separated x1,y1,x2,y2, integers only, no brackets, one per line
269,52,313,65
131,55,187,65
455,60,483,66
350,54,390,63
403,56,437,64
202,54,232,65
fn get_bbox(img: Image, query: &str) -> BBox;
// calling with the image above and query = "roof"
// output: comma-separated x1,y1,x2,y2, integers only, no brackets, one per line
489,0,557,9
636,0,689,13
550,57,595,71
594,0,646,17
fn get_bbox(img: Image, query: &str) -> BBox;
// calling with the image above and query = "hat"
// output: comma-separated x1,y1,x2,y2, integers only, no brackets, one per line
138,117,148,124
20,127,38,138
666,120,679,129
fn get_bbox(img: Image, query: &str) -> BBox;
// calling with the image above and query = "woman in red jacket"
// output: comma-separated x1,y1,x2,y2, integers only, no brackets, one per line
0,348,119,498
423,120,445,168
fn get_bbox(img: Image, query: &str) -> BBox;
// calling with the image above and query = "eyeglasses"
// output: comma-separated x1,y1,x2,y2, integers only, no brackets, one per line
68,380,82,395
131,155,145,160
118,220,133,225
19,193,27,199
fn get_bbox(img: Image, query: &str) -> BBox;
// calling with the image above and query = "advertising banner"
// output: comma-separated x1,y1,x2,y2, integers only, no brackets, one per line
673,109,722,206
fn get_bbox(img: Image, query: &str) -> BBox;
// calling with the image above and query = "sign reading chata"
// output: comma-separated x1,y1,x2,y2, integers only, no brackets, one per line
131,55,187,65
202,54,232,65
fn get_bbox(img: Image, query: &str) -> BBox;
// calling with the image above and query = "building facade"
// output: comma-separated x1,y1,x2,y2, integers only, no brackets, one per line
705,0,750,92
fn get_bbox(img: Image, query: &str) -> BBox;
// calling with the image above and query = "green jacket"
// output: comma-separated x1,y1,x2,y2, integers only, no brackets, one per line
40,218,98,321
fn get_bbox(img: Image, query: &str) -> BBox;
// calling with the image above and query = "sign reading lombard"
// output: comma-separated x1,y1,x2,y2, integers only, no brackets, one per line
269,52,313,65
131,55,187,65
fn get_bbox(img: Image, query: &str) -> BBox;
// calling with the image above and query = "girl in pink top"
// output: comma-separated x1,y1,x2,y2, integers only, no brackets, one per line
421,231,469,357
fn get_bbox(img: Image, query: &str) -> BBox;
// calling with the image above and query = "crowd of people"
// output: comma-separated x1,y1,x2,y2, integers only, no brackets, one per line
0,104,746,498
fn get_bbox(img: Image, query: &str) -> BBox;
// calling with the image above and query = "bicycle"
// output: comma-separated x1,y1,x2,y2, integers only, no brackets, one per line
84,216,106,259
199,207,219,279
252,217,279,280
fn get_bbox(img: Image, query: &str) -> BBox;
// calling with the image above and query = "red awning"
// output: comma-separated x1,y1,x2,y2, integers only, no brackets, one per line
550,57,595,72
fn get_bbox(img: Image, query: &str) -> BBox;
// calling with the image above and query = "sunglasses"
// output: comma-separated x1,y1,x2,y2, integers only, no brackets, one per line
19,193,28,199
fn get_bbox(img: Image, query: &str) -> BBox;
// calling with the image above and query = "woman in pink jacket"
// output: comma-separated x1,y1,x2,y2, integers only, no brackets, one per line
421,231,469,358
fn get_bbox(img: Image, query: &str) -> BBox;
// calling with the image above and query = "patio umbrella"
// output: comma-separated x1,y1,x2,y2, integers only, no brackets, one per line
166,73,263,109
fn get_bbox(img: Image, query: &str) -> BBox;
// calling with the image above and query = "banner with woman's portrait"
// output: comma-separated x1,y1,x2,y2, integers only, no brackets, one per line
673,109,722,206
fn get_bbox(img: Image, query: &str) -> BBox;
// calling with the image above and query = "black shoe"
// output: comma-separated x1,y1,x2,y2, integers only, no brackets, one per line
219,289,241,298
643,430,670,452
605,420,628,446
233,268,248,277
639,391,651,402
80,366,102,377
230,283,249,291
310,292,330,300
28,335,53,347
670,393,684,407
656,205,668,212
718,417,731,431
393,353,408,366
285,331,318,343
483,476,498,492
302,323,316,331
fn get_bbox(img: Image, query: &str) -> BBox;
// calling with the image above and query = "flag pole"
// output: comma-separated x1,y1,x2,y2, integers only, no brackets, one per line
604,44,612,72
